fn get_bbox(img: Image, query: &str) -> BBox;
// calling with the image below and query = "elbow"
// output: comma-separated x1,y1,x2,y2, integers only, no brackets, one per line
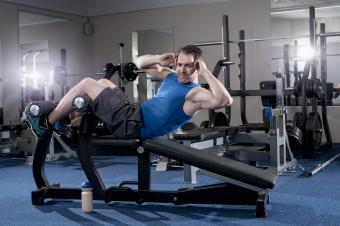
226,96,233,106
135,58,143,69
220,96,233,108
211,97,232,109
219,88,233,107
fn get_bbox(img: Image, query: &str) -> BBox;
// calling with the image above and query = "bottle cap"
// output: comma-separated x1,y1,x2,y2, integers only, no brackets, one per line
264,107,273,119
81,181,93,190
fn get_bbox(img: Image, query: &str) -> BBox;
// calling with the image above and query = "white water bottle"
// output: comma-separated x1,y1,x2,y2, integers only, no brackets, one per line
81,181,93,213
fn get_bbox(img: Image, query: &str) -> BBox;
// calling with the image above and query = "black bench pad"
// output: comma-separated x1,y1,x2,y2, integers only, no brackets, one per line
143,138,277,189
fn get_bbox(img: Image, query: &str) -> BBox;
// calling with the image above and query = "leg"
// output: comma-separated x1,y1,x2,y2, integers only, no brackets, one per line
97,78,116,88
67,79,116,126
48,78,117,124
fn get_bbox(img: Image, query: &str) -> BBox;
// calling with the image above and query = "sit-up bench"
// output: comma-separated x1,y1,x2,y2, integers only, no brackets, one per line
81,116,276,217
29,100,277,217
144,138,276,189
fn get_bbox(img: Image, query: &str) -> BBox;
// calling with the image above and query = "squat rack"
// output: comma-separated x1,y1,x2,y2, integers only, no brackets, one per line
194,15,232,126
195,7,340,160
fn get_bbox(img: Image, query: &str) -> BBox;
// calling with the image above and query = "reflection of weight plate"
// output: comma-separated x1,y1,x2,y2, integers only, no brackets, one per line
306,112,323,155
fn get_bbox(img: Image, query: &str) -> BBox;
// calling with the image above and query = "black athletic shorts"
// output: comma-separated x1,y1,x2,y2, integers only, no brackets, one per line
92,87,142,138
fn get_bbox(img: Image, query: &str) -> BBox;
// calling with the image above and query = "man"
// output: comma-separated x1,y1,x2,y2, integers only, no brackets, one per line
25,45,233,139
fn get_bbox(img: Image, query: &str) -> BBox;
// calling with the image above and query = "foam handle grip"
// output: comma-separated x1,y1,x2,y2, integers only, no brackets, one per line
72,94,93,112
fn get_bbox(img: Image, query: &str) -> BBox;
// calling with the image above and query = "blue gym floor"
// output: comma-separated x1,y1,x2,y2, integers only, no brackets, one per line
1,145,340,226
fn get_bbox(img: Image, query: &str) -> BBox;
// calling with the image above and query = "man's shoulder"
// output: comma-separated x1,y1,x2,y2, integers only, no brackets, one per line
163,68,176,77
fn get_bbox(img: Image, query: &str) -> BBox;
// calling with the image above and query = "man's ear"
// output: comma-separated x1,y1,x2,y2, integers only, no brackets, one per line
194,61,200,70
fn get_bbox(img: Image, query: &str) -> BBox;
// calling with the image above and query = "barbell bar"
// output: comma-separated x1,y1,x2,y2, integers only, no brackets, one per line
194,31,340,47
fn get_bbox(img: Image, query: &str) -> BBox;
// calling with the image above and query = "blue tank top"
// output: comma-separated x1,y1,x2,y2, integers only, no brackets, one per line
141,72,199,139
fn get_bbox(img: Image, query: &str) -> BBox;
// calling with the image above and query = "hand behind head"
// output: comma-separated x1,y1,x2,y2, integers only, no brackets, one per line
160,53,175,67
195,60,207,73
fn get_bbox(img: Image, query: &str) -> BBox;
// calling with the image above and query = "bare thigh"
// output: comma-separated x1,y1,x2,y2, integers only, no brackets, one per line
80,78,116,100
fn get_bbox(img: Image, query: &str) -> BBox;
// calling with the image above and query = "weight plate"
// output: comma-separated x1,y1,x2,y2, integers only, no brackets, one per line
293,112,303,130
286,124,303,154
123,62,138,81
306,112,323,154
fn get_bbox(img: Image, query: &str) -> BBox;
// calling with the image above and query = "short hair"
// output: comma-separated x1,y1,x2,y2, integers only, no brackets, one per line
177,45,203,61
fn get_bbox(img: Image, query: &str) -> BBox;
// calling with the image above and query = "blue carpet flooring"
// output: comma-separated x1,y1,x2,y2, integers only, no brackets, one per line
1,146,340,226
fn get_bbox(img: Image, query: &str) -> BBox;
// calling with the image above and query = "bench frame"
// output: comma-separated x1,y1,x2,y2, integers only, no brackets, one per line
32,135,269,217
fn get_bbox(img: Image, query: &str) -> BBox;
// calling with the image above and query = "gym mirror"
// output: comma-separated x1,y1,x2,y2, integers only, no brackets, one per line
19,11,75,110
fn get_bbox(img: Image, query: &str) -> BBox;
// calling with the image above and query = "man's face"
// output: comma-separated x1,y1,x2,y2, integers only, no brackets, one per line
176,52,197,83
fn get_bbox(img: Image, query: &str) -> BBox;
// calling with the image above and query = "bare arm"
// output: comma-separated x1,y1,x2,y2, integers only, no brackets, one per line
135,53,175,80
187,60,233,112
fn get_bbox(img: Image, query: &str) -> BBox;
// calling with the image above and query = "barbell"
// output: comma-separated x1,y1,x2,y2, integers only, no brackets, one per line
230,79,322,98
103,62,143,82
194,31,340,47
54,62,143,85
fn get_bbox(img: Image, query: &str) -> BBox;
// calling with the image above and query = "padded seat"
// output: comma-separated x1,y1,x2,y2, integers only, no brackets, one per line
84,136,141,156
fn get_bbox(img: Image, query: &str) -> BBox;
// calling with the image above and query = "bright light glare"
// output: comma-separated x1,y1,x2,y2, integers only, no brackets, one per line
32,72,41,89
21,72,41,89
22,72,41,79
297,45,315,60
48,70,54,85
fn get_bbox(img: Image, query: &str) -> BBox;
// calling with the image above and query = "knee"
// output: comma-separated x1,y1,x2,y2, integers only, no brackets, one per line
97,78,109,85
79,77,95,87
77,77,96,92
97,78,117,89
